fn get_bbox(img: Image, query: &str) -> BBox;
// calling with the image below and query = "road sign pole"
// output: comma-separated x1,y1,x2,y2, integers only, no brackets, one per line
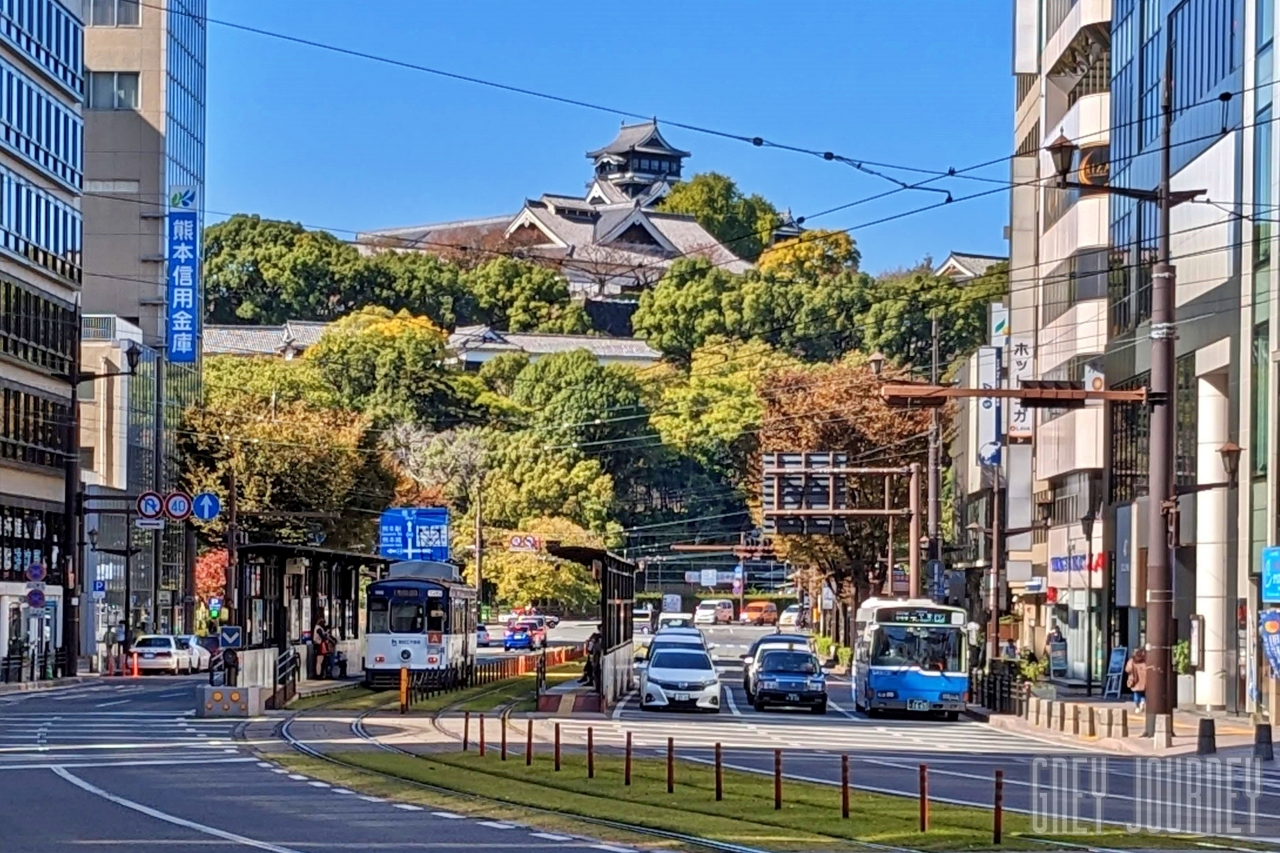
123,506,133,656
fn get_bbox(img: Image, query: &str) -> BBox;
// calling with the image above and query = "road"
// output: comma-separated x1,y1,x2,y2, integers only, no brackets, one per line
580,625,1280,838
477,618,593,658
0,676,640,852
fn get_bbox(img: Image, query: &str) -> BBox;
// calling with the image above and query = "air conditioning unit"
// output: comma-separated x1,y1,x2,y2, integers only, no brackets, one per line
285,558,306,576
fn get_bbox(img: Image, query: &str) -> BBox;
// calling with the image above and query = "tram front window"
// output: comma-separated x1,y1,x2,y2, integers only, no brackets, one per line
368,598,432,633
427,607,445,632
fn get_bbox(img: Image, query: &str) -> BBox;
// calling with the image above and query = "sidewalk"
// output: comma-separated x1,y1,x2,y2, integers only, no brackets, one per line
0,674,97,696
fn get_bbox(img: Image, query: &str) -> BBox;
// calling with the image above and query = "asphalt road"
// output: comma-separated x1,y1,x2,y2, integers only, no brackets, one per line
590,625,1280,839
0,675,639,852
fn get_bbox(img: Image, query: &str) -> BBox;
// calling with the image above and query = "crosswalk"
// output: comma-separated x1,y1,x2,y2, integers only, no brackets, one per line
554,714,1058,755
0,711,240,761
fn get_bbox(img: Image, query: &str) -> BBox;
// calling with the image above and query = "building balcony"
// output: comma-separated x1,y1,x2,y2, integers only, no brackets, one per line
1038,299,1107,371
1036,406,1105,482
1040,193,1109,264
1043,0,1111,84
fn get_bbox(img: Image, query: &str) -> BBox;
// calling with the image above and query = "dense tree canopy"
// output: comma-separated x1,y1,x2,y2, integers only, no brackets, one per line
658,172,780,262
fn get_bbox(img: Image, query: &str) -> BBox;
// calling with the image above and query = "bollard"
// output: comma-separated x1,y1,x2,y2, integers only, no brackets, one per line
918,764,929,832
131,652,139,678
587,726,595,778
1120,708,1130,738
1084,707,1097,738
715,742,723,801
463,711,470,751
774,749,782,810
479,714,486,757
1197,718,1217,755
501,718,507,761
1071,704,1081,735
1255,723,1275,761
1057,702,1067,732
993,769,1004,845
625,731,633,785
526,719,533,766
399,667,409,714
554,723,561,771
667,737,674,793
1104,708,1115,739
841,754,850,819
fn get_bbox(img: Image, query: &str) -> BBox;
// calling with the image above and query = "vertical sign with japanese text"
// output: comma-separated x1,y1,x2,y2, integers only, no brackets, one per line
1007,333,1035,441
166,187,200,364
976,346,1000,466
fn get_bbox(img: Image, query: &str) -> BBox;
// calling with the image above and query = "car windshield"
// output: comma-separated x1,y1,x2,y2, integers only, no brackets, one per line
650,650,713,671
870,625,963,671
696,602,720,610
784,606,799,613
175,636,194,645
760,650,818,674
659,617,692,627
134,637,171,649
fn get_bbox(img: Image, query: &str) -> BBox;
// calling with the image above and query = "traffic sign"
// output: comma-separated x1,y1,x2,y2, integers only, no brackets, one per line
192,492,221,521
207,596,222,618
137,491,163,520
26,589,44,608
218,625,242,649
164,492,193,521
508,534,541,552
135,517,165,531
1265,547,1280,604
25,563,45,583
379,507,450,561
92,580,106,601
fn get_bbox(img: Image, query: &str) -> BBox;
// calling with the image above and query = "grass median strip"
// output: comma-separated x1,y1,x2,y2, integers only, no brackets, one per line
322,749,1223,851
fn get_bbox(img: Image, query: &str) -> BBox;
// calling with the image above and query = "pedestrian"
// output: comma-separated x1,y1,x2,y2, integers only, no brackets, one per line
1003,639,1018,659
581,629,600,685
1125,649,1147,711
313,618,332,679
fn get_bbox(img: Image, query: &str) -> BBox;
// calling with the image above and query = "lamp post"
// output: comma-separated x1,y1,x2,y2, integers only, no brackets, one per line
1080,512,1097,698
89,521,143,656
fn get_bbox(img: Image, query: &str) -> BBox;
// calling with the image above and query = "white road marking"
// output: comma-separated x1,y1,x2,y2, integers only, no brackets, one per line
531,833,572,841
0,756,257,771
51,766,305,853
592,845,636,852
359,796,384,803
332,788,354,794
432,811,465,819
722,685,741,716
93,699,131,708
393,803,423,811
256,762,272,768
610,692,635,720
272,769,288,774
307,781,330,788
478,821,515,829
287,774,308,780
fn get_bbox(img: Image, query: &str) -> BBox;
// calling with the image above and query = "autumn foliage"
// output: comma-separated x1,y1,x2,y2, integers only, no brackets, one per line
194,549,228,602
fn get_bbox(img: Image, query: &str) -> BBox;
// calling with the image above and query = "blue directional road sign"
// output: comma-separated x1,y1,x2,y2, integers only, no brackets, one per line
218,625,242,649
379,507,450,561
1264,547,1280,604
192,492,222,521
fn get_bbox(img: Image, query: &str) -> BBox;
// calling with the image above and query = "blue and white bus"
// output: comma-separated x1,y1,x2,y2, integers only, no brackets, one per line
851,598,978,720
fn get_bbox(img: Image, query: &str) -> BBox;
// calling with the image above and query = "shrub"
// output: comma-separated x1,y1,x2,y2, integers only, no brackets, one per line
1173,639,1191,675
836,646,853,668
1019,657,1048,682
814,635,834,658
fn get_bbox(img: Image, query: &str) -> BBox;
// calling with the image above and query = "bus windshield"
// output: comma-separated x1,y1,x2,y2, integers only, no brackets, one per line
869,625,963,672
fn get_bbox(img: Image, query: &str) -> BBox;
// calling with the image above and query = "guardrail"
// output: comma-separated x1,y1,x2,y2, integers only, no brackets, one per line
971,661,1029,715
267,648,300,710
400,645,584,713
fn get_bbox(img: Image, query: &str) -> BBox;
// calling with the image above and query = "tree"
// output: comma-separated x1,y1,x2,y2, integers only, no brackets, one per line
858,261,1008,371
463,257,590,333
474,518,603,611
202,354,338,411
632,258,738,365
757,229,861,279
194,549,227,602
477,352,530,397
305,307,463,427
203,214,363,324
385,425,489,512
358,250,477,329
658,172,780,262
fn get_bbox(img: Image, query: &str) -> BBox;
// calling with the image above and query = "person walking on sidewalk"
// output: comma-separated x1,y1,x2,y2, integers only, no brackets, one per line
1125,648,1147,711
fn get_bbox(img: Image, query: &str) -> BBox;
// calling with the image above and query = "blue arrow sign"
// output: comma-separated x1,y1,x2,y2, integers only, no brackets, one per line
379,507,450,561
192,492,222,521
218,625,242,649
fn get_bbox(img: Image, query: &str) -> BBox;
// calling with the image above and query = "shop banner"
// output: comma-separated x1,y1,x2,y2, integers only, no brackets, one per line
1260,610,1280,676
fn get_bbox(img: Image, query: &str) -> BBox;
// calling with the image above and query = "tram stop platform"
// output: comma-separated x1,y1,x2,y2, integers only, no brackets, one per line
536,679,603,715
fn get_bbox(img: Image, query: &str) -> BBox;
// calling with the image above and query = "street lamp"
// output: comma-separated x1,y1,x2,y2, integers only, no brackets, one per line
1080,512,1097,697
868,352,886,377
88,525,144,655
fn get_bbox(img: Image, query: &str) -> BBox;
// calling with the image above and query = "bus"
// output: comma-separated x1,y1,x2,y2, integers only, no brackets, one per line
362,561,477,689
851,598,978,720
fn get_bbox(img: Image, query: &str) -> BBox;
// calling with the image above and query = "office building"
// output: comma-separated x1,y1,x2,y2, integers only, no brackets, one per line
81,0,206,633
0,0,85,669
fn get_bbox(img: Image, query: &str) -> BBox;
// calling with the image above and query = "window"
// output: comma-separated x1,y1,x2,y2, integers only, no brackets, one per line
0,383,68,469
1255,108,1273,271
89,0,139,27
0,57,84,190
88,72,139,110
0,276,76,374
0,0,84,98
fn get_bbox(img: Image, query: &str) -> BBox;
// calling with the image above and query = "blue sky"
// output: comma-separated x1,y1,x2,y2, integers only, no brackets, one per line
206,2,1014,274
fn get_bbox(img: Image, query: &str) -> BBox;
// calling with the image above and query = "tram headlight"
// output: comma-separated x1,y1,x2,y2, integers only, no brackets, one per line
400,648,412,661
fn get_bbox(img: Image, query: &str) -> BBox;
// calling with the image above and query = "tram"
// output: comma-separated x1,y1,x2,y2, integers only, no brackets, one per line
362,561,477,689
851,598,979,720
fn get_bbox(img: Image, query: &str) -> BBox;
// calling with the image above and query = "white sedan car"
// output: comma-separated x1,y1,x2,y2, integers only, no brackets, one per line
132,635,194,674
640,647,721,713
174,635,211,671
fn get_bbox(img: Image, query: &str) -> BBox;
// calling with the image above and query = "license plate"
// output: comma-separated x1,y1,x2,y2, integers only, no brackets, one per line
907,699,930,711
674,692,690,702
786,693,800,702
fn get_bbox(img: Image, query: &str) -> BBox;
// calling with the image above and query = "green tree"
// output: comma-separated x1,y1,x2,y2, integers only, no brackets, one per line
203,214,363,323
201,354,339,411
757,229,861,279
858,261,1008,370
305,307,463,427
463,257,589,333
474,518,603,611
632,258,738,365
359,250,476,329
477,352,531,397
658,172,780,262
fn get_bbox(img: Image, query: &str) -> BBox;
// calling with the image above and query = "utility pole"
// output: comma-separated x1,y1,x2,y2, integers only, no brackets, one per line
226,465,238,626
1144,31,1178,745
150,357,165,632
61,307,82,674
928,316,941,582
987,471,1002,666
474,480,484,603
908,463,921,596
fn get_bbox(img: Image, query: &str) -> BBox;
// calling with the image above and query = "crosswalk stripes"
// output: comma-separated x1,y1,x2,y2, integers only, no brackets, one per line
552,716,1056,755
0,711,239,764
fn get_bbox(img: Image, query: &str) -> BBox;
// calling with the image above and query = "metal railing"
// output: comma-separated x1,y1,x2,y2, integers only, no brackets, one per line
971,660,1030,716
268,648,300,710
0,653,21,683
400,645,584,713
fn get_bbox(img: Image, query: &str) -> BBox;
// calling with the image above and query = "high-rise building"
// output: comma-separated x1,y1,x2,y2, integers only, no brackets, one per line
0,0,86,668
82,0,205,633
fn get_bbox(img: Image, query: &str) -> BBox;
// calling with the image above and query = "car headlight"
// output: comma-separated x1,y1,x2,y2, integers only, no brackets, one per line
940,692,962,701
877,690,897,699
701,678,720,688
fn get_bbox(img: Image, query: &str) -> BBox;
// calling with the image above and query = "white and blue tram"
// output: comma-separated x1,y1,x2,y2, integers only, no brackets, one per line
362,561,477,689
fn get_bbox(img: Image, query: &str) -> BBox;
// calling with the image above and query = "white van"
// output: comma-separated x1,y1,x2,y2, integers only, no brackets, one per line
694,599,734,625
656,612,695,631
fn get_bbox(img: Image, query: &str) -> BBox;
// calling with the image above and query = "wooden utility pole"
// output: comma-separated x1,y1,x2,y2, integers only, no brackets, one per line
474,480,484,602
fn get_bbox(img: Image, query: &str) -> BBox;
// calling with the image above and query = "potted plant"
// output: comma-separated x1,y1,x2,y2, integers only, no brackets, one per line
1174,639,1195,708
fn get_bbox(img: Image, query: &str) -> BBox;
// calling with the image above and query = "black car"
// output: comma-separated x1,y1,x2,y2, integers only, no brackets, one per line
750,648,827,714
740,633,812,699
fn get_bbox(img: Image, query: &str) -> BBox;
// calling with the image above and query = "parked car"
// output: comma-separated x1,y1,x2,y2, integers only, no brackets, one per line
132,635,194,674
639,647,721,713
750,647,827,714
544,614,561,628
740,601,779,626
504,618,547,651
778,604,801,629
174,635,211,672
694,599,734,625
634,606,656,635
477,625,491,647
